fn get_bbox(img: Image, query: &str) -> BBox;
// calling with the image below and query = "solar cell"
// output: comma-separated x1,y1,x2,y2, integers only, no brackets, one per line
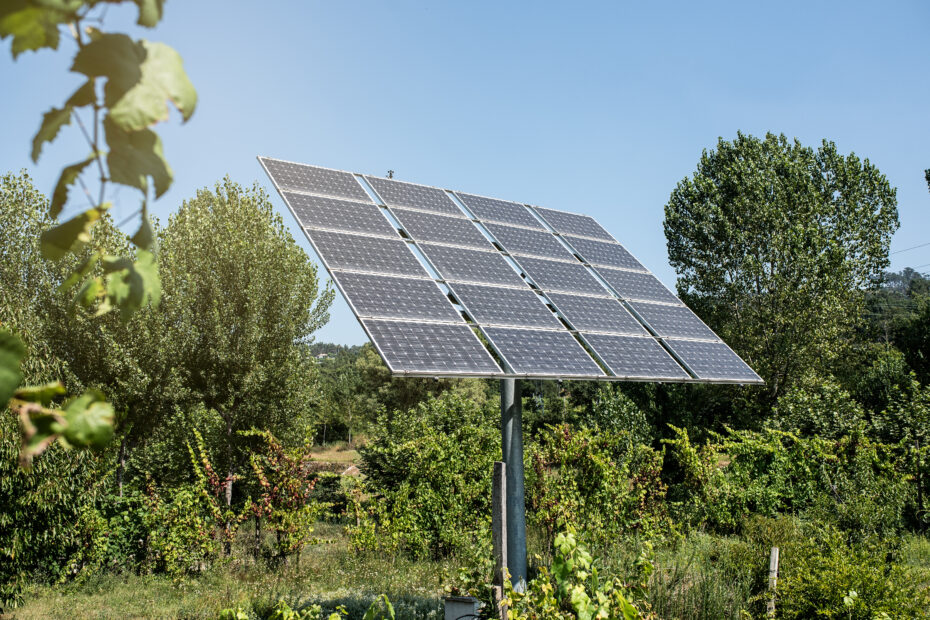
582,333,689,380
534,207,614,241
365,176,461,215
307,230,426,277
260,158,370,202
594,267,681,304
483,327,604,377
333,272,462,322
455,192,544,229
449,283,564,329
563,235,646,271
362,319,502,375
391,208,491,249
418,244,527,287
485,222,576,261
545,293,647,335
664,339,763,383
515,256,607,295
629,302,718,340
282,192,396,237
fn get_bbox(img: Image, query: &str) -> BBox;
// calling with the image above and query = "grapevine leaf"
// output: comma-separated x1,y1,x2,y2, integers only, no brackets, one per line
31,105,71,163
0,330,25,406
58,251,101,292
50,155,95,218
132,0,165,28
130,202,154,249
40,203,109,260
14,382,66,405
72,33,196,131
0,1,76,58
18,408,64,467
66,79,96,107
71,275,103,309
102,249,161,319
61,389,114,448
105,116,172,197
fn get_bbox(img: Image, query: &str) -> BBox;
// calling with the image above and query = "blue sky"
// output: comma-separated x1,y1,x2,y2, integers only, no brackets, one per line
2,1,929,345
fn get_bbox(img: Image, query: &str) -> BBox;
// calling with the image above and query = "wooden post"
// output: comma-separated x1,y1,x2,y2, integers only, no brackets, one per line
767,546,780,618
492,461,508,618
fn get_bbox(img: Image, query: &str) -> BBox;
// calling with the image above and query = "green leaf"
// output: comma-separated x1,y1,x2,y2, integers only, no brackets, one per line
102,249,161,319
105,116,172,197
0,330,25,406
131,202,155,249
40,203,109,260
66,79,96,107
61,389,114,448
31,105,71,162
0,1,76,58
132,0,165,27
58,251,101,292
19,409,64,466
71,275,103,309
71,33,197,131
50,155,95,218
14,381,65,405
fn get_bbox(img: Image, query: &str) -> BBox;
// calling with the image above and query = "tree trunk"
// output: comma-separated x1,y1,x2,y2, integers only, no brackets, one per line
224,415,233,555
117,435,128,498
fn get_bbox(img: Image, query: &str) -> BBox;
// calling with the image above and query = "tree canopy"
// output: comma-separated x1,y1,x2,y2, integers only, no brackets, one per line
664,132,899,406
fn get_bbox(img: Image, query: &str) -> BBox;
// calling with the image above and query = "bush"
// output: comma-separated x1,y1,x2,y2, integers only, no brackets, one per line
352,392,498,558
528,424,669,548
777,525,930,619
144,485,219,578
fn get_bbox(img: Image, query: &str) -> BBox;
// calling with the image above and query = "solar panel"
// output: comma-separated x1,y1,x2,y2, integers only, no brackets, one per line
418,244,527,287
545,293,647,335
629,302,718,340
485,222,576,261
534,207,614,241
333,272,462,322
483,327,604,377
391,208,491,249
594,267,681,304
563,235,646,271
282,192,396,237
307,230,426,277
455,192,544,229
260,158,370,202
362,319,502,375
664,339,763,383
365,176,461,216
515,256,607,296
582,333,689,380
449,283,564,329
260,156,763,385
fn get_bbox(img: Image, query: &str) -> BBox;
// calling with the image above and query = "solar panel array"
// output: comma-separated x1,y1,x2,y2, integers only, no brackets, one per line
259,156,763,383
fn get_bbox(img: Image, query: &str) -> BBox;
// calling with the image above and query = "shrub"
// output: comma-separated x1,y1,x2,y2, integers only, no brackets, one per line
143,485,219,578
777,525,930,619
528,424,669,548
352,391,498,558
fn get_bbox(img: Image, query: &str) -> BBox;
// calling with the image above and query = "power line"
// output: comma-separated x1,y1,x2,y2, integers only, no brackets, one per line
892,241,930,255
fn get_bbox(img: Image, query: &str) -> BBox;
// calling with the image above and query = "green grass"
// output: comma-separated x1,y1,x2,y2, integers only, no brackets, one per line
11,524,452,619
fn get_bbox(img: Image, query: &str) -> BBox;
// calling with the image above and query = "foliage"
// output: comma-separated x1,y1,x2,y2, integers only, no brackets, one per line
158,178,333,509
528,424,669,548
0,411,105,609
352,391,498,558
143,484,219,579
665,132,898,407
663,426,913,535
772,374,866,439
504,529,649,620
243,429,326,562
777,525,930,619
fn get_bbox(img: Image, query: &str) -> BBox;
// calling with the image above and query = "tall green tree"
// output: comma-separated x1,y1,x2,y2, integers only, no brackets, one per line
158,178,333,508
665,132,898,406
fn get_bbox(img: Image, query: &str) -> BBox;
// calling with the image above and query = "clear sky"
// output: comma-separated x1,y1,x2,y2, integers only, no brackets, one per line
2,1,928,345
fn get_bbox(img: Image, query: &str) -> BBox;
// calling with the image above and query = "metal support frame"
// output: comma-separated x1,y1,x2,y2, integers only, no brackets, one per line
500,378,527,589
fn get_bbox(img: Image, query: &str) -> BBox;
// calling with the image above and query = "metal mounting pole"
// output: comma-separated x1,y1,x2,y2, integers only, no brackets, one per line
500,378,527,589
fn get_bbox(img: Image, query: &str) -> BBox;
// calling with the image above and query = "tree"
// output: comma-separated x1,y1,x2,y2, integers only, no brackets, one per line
157,178,333,511
665,132,898,407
